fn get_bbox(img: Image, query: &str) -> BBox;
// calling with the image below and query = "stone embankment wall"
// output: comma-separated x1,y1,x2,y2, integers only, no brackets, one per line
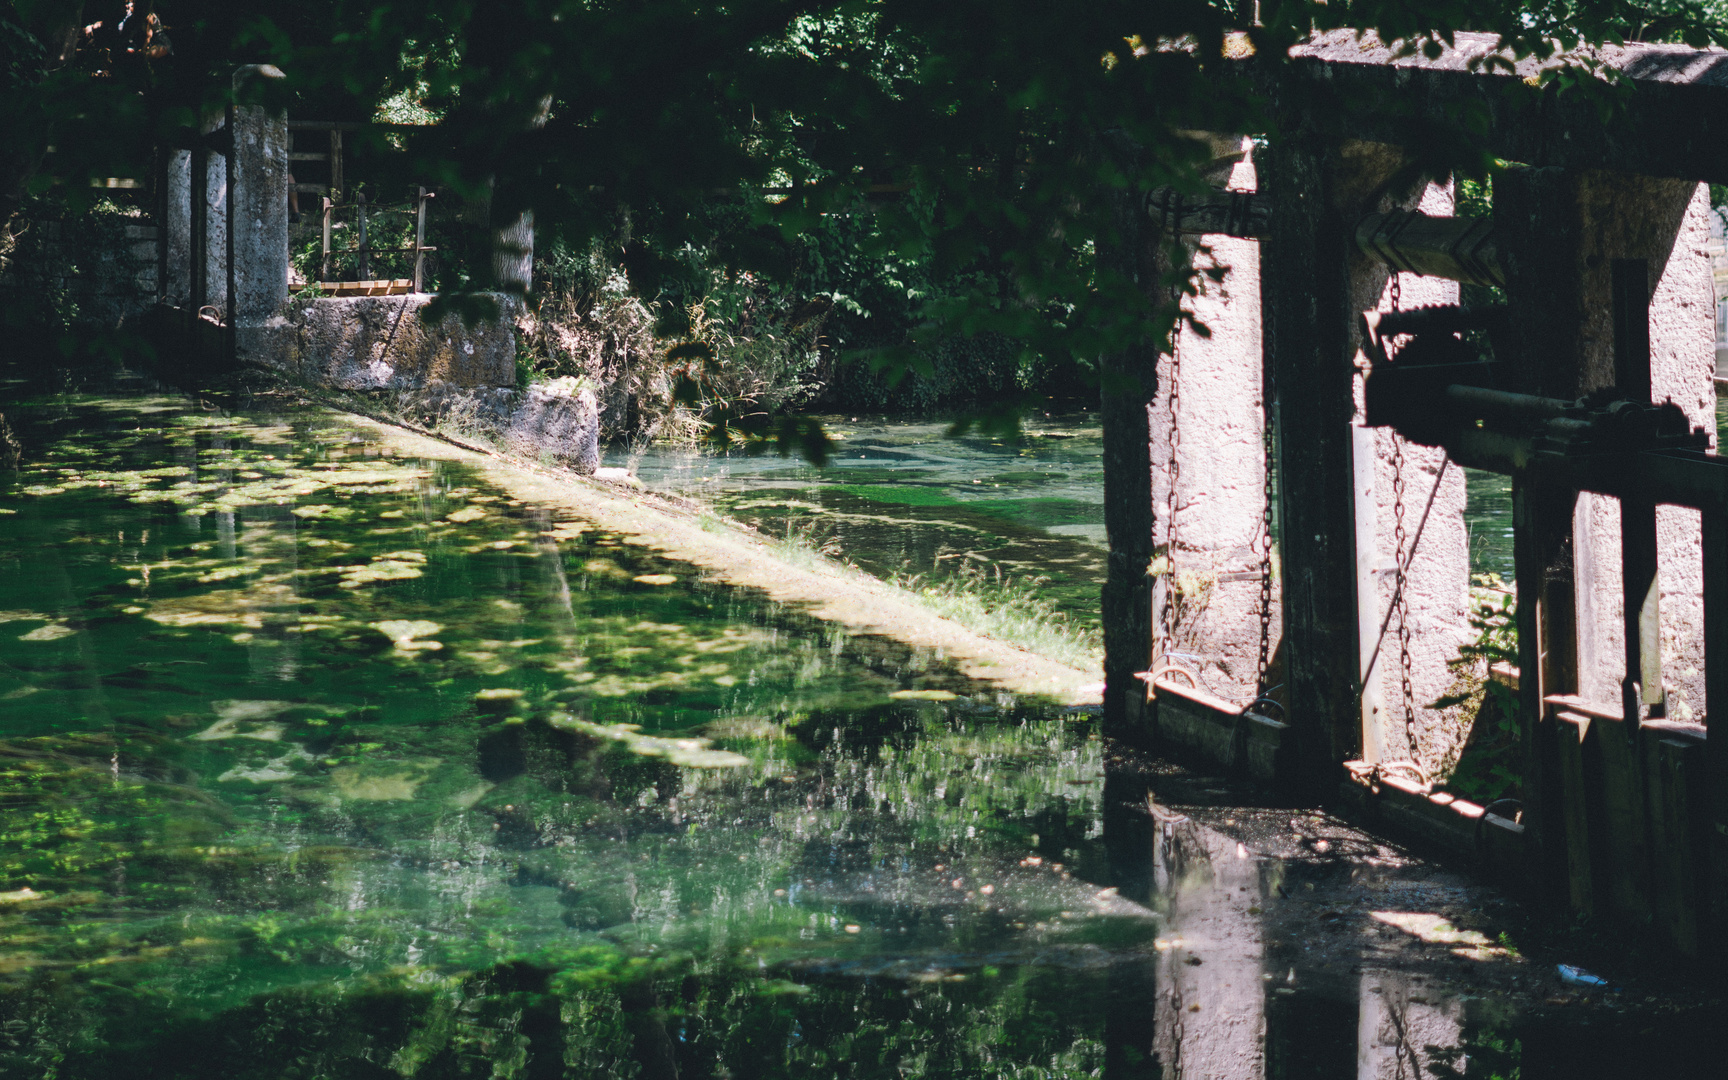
0,218,159,329
148,101,600,476
263,294,600,475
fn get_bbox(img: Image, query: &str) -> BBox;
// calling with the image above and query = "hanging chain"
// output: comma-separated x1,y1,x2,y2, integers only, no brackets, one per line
1387,274,1420,760
1256,295,1277,696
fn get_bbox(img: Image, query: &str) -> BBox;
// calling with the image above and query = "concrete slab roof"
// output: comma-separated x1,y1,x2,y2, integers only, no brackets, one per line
1278,30,1728,183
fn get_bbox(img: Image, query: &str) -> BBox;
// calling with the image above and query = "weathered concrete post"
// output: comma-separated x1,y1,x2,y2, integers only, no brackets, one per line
1151,144,1280,709
1358,183,1470,774
161,150,191,307
226,66,291,362
189,109,226,316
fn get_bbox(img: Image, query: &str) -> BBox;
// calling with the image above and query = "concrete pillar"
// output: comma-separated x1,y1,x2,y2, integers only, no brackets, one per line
1358,183,1471,774
227,102,290,353
162,150,192,307
193,109,227,314
1153,143,1281,708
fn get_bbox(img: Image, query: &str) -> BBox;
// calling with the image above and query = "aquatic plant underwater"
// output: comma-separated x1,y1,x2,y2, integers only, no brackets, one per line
0,395,1149,1077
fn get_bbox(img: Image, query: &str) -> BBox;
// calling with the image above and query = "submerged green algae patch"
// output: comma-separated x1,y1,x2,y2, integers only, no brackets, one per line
0,393,1147,1078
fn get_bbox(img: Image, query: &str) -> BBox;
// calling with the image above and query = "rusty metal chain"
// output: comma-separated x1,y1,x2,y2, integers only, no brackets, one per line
1386,275,1420,760
1257,297,1277,696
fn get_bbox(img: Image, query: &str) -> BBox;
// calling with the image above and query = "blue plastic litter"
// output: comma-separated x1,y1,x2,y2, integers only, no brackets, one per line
1557,964,1611,989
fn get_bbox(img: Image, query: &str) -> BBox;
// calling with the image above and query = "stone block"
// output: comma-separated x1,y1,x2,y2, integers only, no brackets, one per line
502,378,601,473
384,379,601,476
286,294,517,389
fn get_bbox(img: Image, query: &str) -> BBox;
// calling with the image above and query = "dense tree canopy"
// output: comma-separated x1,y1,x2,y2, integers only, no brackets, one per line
5,1,1726,417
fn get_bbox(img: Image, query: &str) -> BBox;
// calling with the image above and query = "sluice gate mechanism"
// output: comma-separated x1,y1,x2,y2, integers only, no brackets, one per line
1101,30,1728,965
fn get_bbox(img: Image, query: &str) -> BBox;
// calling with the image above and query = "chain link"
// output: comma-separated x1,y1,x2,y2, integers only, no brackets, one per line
1256,298,1277,695
1386,275,1420,760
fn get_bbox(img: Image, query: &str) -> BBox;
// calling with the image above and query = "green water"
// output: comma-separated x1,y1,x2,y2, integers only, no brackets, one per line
0,392,1151,1076
0,386,1709,1078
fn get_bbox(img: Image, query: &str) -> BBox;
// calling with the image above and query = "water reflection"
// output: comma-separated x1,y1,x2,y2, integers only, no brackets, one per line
615,415,1110,624
0,391,1708,1078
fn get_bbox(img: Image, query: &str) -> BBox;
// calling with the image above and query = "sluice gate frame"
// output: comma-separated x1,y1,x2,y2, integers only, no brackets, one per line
1106,31,1728,962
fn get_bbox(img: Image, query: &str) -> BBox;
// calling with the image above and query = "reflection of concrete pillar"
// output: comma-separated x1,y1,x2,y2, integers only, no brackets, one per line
1360,183,1470,774
1356,971,1464,1080
1154,144,1278,707
162,150,191,306
1150,817,1266,1078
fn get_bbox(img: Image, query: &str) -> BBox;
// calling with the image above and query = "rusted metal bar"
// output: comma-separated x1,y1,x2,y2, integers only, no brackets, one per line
1354,210,1503,288
413,186,431,293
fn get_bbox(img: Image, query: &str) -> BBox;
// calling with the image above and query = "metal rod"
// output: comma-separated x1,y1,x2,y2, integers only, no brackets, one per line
413,186,429,293
356,190,369,281
320,197,332,282
1443,384,1574,422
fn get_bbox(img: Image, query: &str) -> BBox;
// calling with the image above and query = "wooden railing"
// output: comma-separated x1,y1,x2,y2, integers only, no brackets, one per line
290,186,436,296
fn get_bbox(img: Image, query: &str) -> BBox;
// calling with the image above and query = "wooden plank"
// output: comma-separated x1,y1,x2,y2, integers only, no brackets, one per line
1642,725,1707,956
1555,711,1597,915
1623,497,1664,719
1261,138,1363,797
1152,678,1289,783
1353,426,1386,764
1510,478,1579,904
1596,711,1654,923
